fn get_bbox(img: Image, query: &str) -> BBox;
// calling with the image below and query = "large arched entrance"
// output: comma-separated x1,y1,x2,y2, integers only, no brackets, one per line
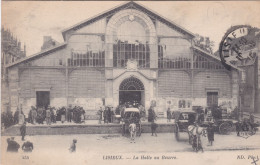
119,77,145,107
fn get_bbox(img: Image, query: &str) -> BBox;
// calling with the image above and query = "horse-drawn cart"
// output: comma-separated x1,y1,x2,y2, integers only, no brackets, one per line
205,106,237,135
173,110,196,141
121,108,142,136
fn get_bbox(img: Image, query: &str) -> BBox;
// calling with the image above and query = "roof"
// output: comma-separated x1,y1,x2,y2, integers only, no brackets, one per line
192,45,243,71
6,43,67,68
61,1,195,40
125,108,140,113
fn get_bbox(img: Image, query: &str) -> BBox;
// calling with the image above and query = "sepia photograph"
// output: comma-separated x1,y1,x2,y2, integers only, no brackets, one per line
1,1,260,165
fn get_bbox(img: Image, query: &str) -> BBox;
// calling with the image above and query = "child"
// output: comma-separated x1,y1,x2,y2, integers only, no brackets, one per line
69,139,77,152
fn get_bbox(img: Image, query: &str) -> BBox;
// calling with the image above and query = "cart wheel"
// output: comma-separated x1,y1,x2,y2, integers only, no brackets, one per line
219,122,232,135
175,125,180,141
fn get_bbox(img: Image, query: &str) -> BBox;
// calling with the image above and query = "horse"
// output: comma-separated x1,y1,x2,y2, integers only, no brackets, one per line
188,125,207,152
129,123,137,143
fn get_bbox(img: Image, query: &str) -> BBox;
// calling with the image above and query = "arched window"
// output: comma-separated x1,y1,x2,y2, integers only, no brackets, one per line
113,20,150,68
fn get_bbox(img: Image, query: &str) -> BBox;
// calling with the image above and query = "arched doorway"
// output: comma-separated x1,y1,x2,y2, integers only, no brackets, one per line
119,77,145,107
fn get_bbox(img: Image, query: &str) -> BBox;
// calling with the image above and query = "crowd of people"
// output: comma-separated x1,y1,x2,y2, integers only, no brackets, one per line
1,105,87,129
97,104,146,124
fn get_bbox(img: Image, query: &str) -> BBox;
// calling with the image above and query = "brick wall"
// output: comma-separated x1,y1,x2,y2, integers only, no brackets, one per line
193,71,231,98
8,67,19,112
68,69,105,98
158,70,191,97
20,68,66,98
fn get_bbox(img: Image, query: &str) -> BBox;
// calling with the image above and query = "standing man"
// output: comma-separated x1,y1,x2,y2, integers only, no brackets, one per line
97,107,103,124
151,121,158,136
46,106,51,125
167,108,172,122
110,107,114,123
148,106,156,122
67,105,73,123
104,107,108,124
51,107,56,123
19,111,25,125
107,107,111,123
20,122,26,141
207,122,214,146
14,108,19,124
31,106,37,124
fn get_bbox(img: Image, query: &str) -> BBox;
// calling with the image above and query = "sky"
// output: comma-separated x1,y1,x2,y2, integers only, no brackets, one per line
2,1,260,56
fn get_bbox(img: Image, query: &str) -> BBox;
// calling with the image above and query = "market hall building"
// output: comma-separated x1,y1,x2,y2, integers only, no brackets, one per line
5,2,244,118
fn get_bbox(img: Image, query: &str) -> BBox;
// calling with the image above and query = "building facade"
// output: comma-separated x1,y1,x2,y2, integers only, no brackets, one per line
6,2,245,117
1,27,26,112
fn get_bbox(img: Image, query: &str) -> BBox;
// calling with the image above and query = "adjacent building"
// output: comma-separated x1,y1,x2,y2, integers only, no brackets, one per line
1,27,26,112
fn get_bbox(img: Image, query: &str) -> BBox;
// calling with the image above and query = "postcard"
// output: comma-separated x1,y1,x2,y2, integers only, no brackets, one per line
1,1,260,165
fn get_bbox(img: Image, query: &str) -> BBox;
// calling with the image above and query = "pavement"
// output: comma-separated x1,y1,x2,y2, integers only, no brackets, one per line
23,118,172,127
1,132,260,165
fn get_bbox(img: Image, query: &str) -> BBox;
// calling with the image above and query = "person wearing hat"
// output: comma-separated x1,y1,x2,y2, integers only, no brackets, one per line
167,108,172,122
46,106,51,125
7,137,20,152
69,139,77,152
31,106,37,124
14,108,20,125
22,138,34,152
207,122,214,146
20,122,26,141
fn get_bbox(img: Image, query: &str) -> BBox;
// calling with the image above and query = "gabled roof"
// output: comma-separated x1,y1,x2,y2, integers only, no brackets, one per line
61,1,195,40
6,43,67,68
192,46,242,71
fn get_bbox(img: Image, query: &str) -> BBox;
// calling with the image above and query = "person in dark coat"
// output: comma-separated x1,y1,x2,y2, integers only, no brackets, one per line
22,139,34,152
167,108,172,122
104,107,108,124
20,122,26,141
37,107,44,124
97,107,103,124
236,121,242,136
7,137,20,152
148,107,156,122
107,107,111,123
207,123,214,146
151,121,158,136
67,105,73,122
14,108,20,124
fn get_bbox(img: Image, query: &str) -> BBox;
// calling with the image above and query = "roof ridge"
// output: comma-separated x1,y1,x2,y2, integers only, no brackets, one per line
6,43,67,68
61,1,195,40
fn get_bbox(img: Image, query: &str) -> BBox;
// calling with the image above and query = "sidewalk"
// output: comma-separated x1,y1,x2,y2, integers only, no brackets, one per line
23,118,172,127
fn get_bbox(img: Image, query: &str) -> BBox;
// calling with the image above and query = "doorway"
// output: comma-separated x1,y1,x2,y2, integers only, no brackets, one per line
36,91,50,109
207,92,218,107
119,77,145,107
